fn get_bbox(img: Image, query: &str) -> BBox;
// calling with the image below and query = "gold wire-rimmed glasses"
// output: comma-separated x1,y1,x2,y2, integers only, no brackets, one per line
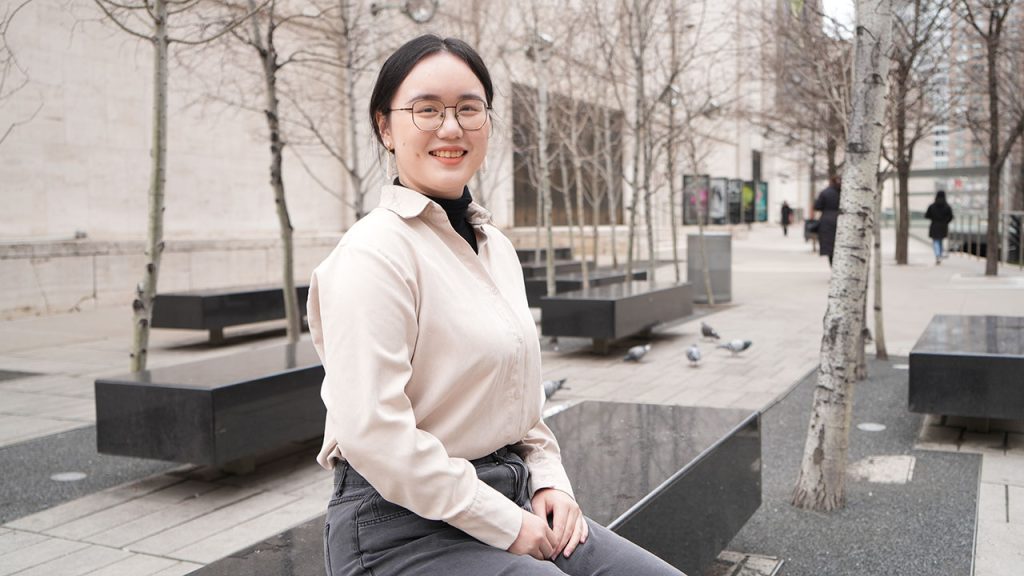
389,99,491,132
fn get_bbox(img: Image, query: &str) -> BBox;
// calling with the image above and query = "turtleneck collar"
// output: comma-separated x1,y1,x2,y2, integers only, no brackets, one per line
394,178,479,254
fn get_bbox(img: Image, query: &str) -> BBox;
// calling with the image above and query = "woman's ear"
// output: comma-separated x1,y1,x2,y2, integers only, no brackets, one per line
376,112,391,149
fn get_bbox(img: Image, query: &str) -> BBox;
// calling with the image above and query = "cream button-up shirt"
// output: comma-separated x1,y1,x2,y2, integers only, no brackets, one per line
307,185,574,550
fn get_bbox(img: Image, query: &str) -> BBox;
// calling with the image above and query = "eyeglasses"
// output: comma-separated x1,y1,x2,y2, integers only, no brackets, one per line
389,99,491,132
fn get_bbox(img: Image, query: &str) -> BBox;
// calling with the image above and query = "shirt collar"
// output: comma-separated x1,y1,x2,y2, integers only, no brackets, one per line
379,184,492,226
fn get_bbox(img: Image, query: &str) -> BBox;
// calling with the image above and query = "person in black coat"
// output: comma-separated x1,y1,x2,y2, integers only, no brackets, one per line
813,176,842,266
781,201,793,236
925,190,954,264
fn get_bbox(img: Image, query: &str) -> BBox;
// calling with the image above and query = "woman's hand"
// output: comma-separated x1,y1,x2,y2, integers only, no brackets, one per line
507,509,558,560
531,488,589,559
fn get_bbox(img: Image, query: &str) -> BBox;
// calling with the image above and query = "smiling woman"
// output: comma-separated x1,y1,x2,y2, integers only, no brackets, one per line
306,34,687,576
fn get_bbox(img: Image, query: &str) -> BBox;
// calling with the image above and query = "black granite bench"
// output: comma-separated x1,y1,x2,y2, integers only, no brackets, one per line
95,342,325,472
188,401,762,576
909,314,1024,421
525,268,649,307
539,281,694,353
517,246,573,263
521,259,594,280
151,284,309,343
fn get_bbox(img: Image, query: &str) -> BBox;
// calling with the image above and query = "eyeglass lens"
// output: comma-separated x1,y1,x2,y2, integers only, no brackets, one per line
411,100,488,131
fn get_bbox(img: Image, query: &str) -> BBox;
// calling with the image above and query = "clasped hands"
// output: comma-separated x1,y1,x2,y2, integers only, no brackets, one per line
507,487,589,561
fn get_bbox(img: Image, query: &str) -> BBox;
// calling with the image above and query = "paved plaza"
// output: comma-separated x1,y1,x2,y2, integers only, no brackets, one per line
0,224,1022,575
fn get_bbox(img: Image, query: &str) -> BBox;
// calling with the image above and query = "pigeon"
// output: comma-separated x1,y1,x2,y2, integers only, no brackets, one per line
624,343,652,362
542,378,567,400
701,322,721,340
686,344,701,366
718,339,753,354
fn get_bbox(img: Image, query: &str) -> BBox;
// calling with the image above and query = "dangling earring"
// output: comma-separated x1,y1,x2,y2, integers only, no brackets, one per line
386,149,395,181
479,156,488,176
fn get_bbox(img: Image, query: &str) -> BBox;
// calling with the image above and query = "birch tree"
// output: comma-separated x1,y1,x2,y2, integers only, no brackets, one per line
792,0,894,512
94,0,264,371
955,0,1024,276
225,0,320,344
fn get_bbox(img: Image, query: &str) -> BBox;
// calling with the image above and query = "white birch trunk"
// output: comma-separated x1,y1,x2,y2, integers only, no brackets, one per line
792,0,893,512
250,5,301,344
873,176,888,359
130,0,168,373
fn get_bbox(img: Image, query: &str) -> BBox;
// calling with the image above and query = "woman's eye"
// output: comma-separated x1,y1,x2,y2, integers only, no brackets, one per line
458,102,483,115
415,104,441,115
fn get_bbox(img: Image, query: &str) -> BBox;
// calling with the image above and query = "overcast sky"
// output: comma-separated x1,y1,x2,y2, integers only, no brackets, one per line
820,0,855,38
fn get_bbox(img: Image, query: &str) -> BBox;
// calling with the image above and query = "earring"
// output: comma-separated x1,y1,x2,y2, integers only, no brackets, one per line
479,156,488,176
386,149,395,181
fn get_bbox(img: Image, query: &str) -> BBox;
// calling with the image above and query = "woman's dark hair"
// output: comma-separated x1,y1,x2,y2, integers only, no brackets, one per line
369,35,494,148
935,190,947,204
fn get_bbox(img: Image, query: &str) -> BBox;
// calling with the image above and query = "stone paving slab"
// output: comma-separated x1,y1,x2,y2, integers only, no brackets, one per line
0,225,1022,573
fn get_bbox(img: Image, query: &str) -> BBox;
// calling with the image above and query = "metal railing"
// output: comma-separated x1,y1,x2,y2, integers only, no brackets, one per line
946,209,1023,268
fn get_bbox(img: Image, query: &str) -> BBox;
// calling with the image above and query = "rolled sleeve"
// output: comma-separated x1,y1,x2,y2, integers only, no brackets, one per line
311,242,523,549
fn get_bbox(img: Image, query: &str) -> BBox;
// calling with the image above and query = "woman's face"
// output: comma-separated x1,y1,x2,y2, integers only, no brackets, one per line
379,52,490,199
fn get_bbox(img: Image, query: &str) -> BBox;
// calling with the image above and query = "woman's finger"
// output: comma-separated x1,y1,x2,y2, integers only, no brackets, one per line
563,516,586,557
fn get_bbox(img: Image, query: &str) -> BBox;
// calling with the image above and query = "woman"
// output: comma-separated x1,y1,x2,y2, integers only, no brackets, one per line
307,35,685,576
813,176,841,266
925,190,954,264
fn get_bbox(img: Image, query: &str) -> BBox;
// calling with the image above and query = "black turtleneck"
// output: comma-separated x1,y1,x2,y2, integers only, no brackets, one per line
396,179,479,254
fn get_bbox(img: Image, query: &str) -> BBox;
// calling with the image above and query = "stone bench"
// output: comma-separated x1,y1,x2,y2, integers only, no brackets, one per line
539,281,694,353
908,314,1024,421
151,284,309,343
95,342,325,473
516,246,573,263
189,401,762,576
524,268,649,308
521,259,594,280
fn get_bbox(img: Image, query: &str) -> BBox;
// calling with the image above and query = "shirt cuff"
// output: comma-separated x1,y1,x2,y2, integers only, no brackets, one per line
447,480,523,550
525,457,575,500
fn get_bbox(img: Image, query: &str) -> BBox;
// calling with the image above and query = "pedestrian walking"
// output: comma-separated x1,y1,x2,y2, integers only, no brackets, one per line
925,190,954,265
813,176,842,266
781,201,793,237
308,34,686,576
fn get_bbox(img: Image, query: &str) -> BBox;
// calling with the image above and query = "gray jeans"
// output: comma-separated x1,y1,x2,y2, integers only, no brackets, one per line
323,448,686,576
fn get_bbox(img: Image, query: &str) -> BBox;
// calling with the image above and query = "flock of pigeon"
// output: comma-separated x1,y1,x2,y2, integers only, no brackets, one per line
624,322,752,367
542,321,754,403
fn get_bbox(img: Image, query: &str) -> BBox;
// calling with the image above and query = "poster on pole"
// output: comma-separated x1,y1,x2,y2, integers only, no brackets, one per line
682,175,710,225
742,181,756,223
756,181,769,222
709,177,727,224
727,179,742,224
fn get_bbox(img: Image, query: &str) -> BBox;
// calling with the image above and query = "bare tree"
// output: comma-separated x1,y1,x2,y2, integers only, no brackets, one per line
956,0,1024,275
222,0,330,344
94,0,265,371
792,0,894,512
884,0,953,265
0,0,39,148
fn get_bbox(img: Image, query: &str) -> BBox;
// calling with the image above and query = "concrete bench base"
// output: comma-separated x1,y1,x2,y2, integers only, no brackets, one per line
189,401,761,576
95,343,325,468
909,315,1024,421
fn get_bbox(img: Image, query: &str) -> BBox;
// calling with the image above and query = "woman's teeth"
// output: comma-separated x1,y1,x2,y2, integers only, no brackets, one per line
431,150,465,158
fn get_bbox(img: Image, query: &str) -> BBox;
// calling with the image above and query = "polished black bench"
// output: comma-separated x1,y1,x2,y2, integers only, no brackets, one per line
188,401,762,576
525,268,649,307
540,281,694,353
95,342,325,473
151,284,309,343
909,315,1024,421
516,246,573,263
521,259,595,280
